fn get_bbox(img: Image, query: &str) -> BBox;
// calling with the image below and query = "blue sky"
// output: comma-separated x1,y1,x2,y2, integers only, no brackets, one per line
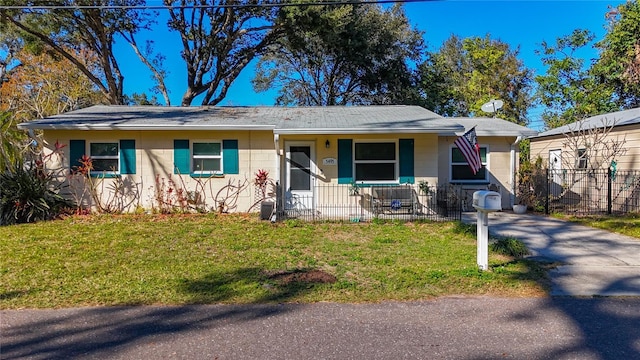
118,0,625,129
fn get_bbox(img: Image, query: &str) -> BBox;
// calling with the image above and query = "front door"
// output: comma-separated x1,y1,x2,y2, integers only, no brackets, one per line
285,142,316,211
549,149,563,196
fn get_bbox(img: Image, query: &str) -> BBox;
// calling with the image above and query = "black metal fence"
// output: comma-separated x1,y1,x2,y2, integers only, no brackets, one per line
544,168,640,215
272,183,463,222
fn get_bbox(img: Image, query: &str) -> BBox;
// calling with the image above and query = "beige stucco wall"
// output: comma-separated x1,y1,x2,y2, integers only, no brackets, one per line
41,129,277,213
276,133,439,186
40,130,517,213
438,136,519,209
530,124,640,171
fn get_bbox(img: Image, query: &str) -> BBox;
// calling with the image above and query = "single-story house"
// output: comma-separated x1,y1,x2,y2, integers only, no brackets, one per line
18,105,537,218
530,107,640,172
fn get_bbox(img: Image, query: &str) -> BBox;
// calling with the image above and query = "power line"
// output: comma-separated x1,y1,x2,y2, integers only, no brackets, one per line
0,0,439,10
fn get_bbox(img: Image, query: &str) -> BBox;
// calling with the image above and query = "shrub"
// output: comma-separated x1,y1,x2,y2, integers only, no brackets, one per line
490,237,529,258
0,161,73,226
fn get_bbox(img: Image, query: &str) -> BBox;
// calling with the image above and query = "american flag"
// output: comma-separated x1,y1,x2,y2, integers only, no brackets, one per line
454,127,482,175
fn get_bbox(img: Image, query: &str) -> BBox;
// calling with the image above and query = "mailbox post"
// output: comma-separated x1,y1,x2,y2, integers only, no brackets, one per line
472,191,502,270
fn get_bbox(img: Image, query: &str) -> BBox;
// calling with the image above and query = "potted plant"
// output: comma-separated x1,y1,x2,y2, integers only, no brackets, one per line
514,159,543,214
512,200,527,214
348,180,360,196
418,180,433,196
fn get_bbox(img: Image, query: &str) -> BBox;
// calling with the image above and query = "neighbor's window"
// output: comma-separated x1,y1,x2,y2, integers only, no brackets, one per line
451,146,487,182
354,142,397,182
90,142,119,173
192,142,222,174
576,149,588,169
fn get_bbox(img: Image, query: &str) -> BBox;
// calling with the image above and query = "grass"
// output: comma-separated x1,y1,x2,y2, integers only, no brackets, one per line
0,214,549,309
554,213,640,239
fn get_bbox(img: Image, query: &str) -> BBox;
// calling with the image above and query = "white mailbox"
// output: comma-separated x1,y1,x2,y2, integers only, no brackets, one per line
472,190,502,212
472,190,502,271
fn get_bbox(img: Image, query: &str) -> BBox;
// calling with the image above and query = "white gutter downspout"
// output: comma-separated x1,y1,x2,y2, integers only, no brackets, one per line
273,133,281,221
510,136,523,206
274,133,280,184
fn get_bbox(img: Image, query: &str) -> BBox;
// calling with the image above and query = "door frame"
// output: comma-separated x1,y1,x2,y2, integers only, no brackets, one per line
284,141,317,210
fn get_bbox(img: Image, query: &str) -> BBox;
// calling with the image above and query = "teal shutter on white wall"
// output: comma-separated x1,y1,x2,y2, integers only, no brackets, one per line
174,139,190,174
222,139,239,174
337,139,353,184
69,139,85,171
120,139,136,174
399,138,414,184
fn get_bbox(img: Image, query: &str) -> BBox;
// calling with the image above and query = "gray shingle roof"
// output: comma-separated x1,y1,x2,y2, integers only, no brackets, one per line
532,107,640,138
441,117,538,137
17,105,537,137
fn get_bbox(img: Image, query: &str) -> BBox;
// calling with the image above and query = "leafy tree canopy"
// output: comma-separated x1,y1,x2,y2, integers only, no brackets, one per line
415,34,533,125
0,0,154,105
125,93,161,106
252,3,423,106
1,48,105,121
594,0,640,108
535,29,618,129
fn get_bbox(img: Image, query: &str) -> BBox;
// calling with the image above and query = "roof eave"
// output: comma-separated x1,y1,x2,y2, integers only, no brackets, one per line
440,130,538,137
17,123,276,131
274,126,464,135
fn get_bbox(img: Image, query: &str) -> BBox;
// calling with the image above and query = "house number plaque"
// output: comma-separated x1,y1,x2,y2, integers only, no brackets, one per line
322,158,337,166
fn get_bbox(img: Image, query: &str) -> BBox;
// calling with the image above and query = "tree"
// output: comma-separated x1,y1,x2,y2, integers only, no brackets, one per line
125,93,162,106
120,34,171,106
0,111,26,173
165,0,283,106
594,1,640,108
0,32,22,84
535,29,618,129
252,3,423,106
0,0,153,105
415,34,533,125
0,48,105,121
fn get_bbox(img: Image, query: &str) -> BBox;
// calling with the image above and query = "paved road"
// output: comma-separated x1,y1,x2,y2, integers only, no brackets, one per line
463,211,640,296
2,298,640,359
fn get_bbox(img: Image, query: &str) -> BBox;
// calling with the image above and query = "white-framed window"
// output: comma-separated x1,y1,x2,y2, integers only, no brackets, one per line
576,148,588,169
90,142,119,174
450,145,488,182
354,141,397,182
192,141,223,174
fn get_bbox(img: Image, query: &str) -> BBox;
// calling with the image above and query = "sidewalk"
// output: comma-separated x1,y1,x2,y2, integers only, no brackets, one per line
462,211,640,296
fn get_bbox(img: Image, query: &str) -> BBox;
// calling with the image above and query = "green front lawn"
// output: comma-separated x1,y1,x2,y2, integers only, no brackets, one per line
0,214,548,309
555,213,640,239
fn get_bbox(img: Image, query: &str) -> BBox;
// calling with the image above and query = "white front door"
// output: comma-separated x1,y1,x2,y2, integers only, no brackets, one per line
285,142,316,211
549,149,563,196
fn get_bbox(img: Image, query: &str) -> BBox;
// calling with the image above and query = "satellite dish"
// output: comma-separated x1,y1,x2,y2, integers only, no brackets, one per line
481,99,504,114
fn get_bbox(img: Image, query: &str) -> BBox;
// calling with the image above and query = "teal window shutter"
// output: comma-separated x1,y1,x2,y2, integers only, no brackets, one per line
120,139,136,174
222,139,239,174
174,139,190,174
338,139,353,184
399,138,414,184
69,140,85,171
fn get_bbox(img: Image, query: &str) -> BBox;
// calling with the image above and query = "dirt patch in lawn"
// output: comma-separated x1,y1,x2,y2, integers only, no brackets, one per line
265,269,337,285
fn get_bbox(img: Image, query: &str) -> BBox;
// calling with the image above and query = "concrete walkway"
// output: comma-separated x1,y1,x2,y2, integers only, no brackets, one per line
463,211,640,296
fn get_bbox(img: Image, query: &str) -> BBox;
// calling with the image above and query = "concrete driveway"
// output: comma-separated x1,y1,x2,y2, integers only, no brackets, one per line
463,212,640,296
